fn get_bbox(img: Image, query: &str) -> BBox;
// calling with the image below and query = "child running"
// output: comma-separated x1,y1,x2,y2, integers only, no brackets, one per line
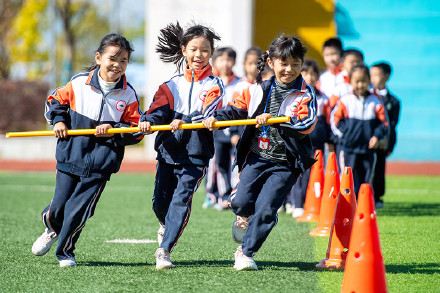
203,35,317,270
32,34,142,267
331,64,389,195
138,22,224,270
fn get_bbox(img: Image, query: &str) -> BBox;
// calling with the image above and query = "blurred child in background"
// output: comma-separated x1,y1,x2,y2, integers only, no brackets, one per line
331,64,388,196
318,38,344,98
370,62,400,208
139,22,224,270
32,33,142,267
290,58,332,217
204,47,241,210
203,36,317,270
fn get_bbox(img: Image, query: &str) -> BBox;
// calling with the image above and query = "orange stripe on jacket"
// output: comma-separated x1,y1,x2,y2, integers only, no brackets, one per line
329,94,340,109
375,103,389,127
147,84,174,115
47,82,76,111
230,86,252,109
333,101,348,127
121,102,141,126
203,85,221,112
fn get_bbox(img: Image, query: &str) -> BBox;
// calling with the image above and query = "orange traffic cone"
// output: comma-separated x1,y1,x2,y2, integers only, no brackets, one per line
316,166,356,269
309,152,340,236
296,150,324,222
340,183,388,293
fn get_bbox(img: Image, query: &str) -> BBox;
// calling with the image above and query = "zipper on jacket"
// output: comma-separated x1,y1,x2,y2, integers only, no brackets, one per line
97,91,114,124
188,69,195,115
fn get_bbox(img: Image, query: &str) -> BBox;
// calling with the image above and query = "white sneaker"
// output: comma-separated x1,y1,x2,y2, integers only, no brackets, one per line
32,228,58,256
233,246,257,271
232,216,250,243
59,257,77,267
157,223,165,246
292,208,304,218
155,248,175,270
285,203,293,215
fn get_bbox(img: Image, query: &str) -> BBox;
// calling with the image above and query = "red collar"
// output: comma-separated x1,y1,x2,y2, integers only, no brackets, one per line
184,64,213,82
328,64,343,75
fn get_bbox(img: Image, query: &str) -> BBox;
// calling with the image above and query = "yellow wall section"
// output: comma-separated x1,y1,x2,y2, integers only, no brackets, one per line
254,0,336,68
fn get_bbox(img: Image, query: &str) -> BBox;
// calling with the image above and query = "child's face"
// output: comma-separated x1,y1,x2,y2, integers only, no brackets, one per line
301,68,319,88
213,52,235,76
268,56,303,85
322,47,341,69
343,54,363,75
95,45,129,82
370,67,389,90
243,52,259,81
182,36,213,71
350,70,370,97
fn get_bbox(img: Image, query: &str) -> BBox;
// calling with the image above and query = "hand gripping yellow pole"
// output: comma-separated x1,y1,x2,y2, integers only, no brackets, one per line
5,116,290,138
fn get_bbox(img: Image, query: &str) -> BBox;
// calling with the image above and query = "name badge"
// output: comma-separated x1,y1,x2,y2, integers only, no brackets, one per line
258,135,270,150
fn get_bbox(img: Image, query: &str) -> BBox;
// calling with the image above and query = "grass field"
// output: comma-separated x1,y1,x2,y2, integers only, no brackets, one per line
0,172,439,292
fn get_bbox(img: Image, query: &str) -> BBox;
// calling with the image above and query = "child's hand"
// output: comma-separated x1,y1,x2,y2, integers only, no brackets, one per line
231,134,240,146
170,119,184,133
255,113,272,128
95,124,114,137
203,117,219,131
53,122,68,138
139,121,153,134
369,136,379,149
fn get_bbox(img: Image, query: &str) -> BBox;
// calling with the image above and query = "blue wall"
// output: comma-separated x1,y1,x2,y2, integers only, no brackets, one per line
336,0,440,161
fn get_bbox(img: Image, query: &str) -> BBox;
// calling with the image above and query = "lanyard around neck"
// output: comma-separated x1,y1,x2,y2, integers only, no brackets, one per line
262,81,275,135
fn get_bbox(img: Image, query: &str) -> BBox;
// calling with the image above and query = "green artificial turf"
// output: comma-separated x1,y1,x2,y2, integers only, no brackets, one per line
0,172,439,292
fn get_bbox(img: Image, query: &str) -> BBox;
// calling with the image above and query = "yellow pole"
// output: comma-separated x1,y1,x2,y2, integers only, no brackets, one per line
5,116,290,138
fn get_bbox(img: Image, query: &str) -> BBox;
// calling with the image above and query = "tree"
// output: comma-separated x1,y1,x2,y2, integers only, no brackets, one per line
0,0,24,79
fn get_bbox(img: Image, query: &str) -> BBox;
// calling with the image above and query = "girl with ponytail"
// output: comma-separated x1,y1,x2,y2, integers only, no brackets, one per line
203,35,317,271
139,22,224,270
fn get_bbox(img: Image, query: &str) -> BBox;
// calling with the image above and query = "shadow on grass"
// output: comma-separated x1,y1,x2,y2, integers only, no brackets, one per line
385,263,440,275
82,261,148,267
378,202,440,217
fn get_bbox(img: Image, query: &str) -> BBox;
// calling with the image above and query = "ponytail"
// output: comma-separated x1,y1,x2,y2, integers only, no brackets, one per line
156,22,185,71
156,21,221,73
256,51,269,84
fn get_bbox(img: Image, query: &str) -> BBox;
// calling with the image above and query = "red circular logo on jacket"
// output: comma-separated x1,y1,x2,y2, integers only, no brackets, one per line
116,100,127,112
199,90,208,102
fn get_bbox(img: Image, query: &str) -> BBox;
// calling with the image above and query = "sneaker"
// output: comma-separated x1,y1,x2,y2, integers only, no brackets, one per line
32,228,58,256
292,208,304,218
202,194,216,209
59,257,77,267
233,246,257,271
216,200,229,211
232,216,250,243
285,203,293,215
157,223,165,246
277,205,286,213
155,248,175,270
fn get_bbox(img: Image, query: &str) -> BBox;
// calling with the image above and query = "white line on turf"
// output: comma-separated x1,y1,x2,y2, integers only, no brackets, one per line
105,239,157,244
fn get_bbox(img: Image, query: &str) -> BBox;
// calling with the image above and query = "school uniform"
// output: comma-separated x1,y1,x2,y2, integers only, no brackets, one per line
331,91,389,195
372,88,400,203
318,64,344,98
42,68,142,260
292,89,331,208
214,75,317,257
140,64,224,252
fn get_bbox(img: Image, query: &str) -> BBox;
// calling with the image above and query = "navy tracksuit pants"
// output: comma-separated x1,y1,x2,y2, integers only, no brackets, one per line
341,150,376,196
153,161,206,252
229,152,300,257
41,170,107,260
205,141,234,202
372,149,387,203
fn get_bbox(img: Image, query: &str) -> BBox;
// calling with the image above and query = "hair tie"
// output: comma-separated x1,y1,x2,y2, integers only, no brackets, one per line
265,50,269,55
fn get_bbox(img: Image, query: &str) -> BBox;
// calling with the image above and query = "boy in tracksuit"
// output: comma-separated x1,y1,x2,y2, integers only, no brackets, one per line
331,64,389,196
370,62,401,207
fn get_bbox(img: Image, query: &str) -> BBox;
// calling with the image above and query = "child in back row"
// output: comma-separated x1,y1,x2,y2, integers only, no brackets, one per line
331,64,389,195
32,34,142,267
138,22,224,270
204,47,240,210
370,62,400,207
203,35,317,270
318,37,344,98
290,58,332,218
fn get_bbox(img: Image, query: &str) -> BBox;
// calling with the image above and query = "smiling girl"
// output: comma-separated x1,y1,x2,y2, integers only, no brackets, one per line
138,22,224,270
203,35,317,270
32,34,142,267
